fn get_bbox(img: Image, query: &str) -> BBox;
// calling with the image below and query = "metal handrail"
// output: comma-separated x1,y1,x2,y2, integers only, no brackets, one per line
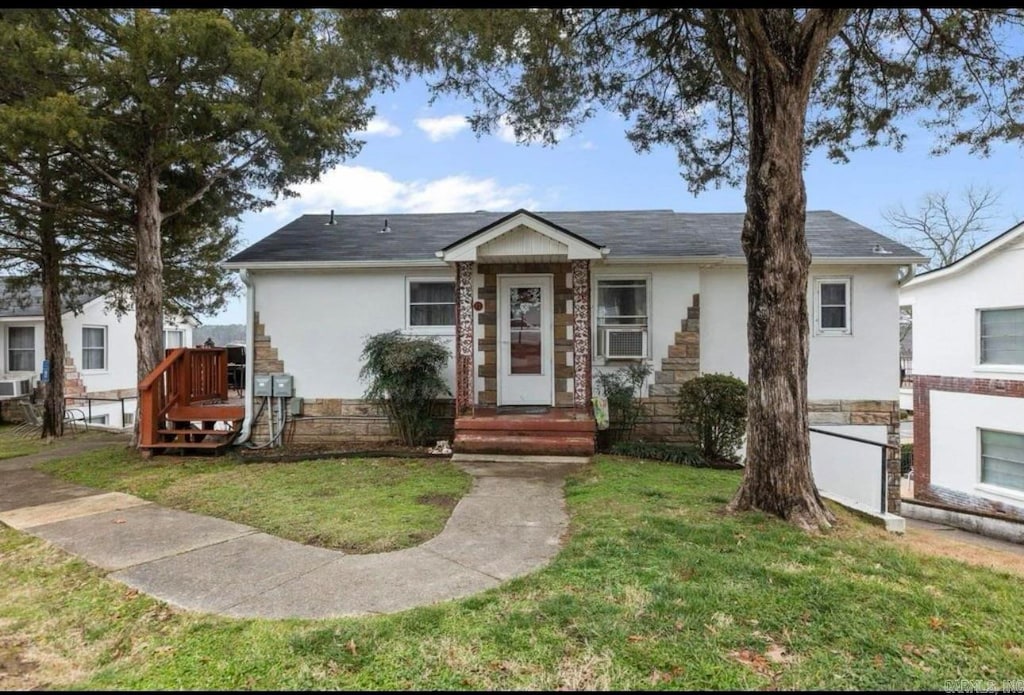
64,395,137,427
809,426,897,515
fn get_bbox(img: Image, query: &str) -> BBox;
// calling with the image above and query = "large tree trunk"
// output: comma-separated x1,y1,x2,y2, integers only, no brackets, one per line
38,154,65,439
133,161,164,447
727,12,843,531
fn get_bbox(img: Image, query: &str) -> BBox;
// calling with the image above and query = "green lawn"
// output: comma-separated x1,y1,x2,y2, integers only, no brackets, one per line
0,424,55,460
36,447,472,553
3,455,1023,690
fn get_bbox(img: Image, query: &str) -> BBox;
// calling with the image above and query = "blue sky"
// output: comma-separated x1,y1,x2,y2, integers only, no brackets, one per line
209,77,1023,324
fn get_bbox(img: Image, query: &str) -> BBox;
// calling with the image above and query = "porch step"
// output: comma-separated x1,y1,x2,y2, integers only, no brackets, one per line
454,416,596,434
453,433,595,457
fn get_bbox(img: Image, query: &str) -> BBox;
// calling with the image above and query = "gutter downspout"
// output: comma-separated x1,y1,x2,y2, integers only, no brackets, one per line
233,268,256,445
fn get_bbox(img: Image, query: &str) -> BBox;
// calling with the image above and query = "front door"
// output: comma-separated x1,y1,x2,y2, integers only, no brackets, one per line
498,274,553,406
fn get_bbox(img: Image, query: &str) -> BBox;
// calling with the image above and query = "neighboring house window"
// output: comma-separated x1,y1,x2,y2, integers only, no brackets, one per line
82,326,107,370
596,278,649,358
979,308,1024,365
814,278,852,335
6,326,34,372
164,330,184,349
86,414,109,426
408,280,456,327
980,429,1024,493
123,412,135,427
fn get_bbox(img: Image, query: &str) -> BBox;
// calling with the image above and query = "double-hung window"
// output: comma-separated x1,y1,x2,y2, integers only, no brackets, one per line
6,326,34,372
980,429,1024,493
596,278,649,359
82,326,107,371
814,277,852,335
408,280,456,329
979,308,1024,366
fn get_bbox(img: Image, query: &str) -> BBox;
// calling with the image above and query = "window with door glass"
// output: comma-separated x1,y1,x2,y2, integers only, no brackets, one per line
82,326,106,370
596,278,648,357
980,429,1024,493
509,286,542,374
814,278,851,335
979,308,1024,365
408,280,456,327
6,326,34,371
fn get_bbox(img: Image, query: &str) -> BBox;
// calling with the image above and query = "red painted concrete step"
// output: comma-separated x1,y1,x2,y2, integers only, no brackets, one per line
455,417,596,434
453,433,595,457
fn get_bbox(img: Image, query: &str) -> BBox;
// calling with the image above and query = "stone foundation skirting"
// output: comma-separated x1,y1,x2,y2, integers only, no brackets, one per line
250,397,455,447
808,399,901,514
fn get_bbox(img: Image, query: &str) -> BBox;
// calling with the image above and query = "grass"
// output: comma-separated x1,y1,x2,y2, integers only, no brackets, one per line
36,447,472,553
0,423,118,461
2,455,1023,689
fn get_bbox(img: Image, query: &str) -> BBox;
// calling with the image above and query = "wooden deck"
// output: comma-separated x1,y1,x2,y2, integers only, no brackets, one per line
138,348,244,456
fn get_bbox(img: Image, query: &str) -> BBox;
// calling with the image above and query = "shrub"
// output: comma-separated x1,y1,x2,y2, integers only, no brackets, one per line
676,373,747,464
359,331,450,446
594,362,652,448
609,440,704,466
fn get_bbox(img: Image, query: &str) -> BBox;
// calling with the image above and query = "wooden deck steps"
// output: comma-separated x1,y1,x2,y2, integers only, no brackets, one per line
140,402,245,456
453,408,596,457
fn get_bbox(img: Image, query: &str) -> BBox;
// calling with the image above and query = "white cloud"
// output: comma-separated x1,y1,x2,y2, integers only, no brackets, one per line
355,116,402,138
496,114,570,145
581,140,596,150
267,165,537,220
415,114,470,142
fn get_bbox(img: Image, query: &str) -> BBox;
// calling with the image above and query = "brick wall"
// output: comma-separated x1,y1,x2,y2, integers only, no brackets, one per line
913,374,1024,521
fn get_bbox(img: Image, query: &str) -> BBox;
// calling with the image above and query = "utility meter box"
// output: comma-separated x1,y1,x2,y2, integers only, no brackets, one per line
272,374,294,397
253,374,273,397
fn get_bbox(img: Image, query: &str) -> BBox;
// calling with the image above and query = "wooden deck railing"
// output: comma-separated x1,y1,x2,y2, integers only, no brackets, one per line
138,347,229,448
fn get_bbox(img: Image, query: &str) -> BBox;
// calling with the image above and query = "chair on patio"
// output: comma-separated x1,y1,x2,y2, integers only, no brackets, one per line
12,399,88,438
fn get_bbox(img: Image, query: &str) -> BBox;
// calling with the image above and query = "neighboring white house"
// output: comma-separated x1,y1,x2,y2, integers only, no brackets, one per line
223,208,923,515
0,280,195,429
899,220,1024,523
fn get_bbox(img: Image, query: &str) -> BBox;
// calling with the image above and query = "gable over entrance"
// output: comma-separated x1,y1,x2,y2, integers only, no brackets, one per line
439,209,607,263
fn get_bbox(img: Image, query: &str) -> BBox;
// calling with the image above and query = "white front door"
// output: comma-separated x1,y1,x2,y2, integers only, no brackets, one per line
498,274,554,406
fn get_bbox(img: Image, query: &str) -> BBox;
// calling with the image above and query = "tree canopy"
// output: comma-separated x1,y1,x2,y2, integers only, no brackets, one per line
340,8,1024,529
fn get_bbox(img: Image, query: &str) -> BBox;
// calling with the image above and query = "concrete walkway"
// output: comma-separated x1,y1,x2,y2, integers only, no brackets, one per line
0,444,579,619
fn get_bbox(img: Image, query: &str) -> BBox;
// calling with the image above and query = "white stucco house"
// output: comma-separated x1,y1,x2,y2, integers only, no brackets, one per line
899,220,1024,524
0,280,196,428
224,208,922,514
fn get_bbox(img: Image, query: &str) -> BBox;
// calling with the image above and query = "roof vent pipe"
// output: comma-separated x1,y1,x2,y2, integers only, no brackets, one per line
380,218,391,234
327,209,335,225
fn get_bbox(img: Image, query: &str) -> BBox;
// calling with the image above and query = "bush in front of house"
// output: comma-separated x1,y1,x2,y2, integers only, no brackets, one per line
609,440,705,466
594,362,653,449
676,372,747,464
360,331,450,446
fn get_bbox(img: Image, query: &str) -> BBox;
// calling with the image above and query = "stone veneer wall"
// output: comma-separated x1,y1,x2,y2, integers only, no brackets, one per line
912,374,1024,522
476,262,576,408
806,399,902,514
249,311,453,446
635,293,701,443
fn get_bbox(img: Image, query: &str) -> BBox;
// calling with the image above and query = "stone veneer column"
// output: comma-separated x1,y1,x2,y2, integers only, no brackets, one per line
455,261,475,415
571,260,592,409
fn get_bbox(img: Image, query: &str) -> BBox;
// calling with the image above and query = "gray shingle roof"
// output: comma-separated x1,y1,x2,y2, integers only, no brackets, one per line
0,278,105,318
226,209,922,264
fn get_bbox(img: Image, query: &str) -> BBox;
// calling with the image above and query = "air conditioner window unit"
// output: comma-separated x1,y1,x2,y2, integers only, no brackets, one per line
0,377,32,397
605,328,647,359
